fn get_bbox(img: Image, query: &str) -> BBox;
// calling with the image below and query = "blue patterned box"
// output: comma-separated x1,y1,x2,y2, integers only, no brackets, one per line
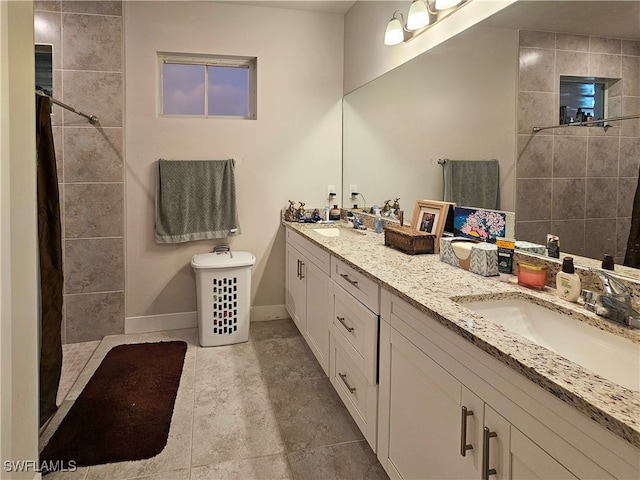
439,237,499,277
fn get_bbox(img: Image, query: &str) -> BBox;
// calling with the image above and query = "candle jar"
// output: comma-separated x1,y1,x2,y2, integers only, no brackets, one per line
517,262,548,289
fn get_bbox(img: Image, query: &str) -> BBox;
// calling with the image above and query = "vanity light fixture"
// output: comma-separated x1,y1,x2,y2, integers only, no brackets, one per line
384,11,409,46
385,0,467,45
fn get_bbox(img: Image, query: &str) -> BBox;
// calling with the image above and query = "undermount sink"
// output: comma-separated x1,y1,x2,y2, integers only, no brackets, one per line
459,296,640,392
313,227,341,237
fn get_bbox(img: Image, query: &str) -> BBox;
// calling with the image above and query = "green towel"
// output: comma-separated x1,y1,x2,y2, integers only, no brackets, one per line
443,159,500,210
155,159,240,243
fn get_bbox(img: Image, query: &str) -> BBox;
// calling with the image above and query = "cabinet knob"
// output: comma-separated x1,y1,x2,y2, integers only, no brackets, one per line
460,406,474,457
482,426,498,480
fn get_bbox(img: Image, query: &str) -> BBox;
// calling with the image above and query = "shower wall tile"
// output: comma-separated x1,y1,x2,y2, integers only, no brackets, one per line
62,14,122,72
515,221,551,246
622,40,640,57
519,48,555,92
584,218,617,260
621,97,640,137
518,92,555,134
617,177,636,218
585,177,617,219
62,71,122,127
34,11,62,70
622,56,640,97
517,134,552,178
586,136,619,177
65,238,123,294
516,179,552,221
550,219,585,257
519,30,555,49
586,125,620,137
34,1,61,12
555,50,588,77
65,292,125,343
61,1,122,16
553,135,586,177
556,33,589,52
588,53,621,78
589,37,622,55
617,217,632,258
64,183,123,238
63,127,123,182
552,178,585,220
51,70,63,125
619,137,640,176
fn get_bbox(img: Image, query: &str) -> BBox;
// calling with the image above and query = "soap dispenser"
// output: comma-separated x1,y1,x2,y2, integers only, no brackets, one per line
556,257,581,302
375,208,383,233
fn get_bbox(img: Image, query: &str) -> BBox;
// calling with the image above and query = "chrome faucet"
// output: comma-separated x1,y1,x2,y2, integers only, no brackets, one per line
580,270,640,328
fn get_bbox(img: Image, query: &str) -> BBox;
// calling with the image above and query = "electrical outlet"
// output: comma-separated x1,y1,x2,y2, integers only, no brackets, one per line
327,185,336,198
350,184,358,197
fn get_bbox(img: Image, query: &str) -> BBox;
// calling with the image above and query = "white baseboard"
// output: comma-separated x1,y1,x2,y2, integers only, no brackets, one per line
250,304,289,322
125,304,289,334
125,311,197,334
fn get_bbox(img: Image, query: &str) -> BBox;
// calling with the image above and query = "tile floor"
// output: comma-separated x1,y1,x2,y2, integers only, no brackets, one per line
40,319,389,480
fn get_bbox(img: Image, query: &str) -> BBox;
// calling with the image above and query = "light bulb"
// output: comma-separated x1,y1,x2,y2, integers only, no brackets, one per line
407,0,430,30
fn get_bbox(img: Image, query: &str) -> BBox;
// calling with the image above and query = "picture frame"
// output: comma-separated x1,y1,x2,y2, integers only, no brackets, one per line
411,200,451,252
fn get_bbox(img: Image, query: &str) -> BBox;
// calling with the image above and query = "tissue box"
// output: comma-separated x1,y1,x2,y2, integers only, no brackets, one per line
440,237,499,277
515,240,546,255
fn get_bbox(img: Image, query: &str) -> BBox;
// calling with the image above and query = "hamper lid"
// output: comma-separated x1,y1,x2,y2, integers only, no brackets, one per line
191,251,255,269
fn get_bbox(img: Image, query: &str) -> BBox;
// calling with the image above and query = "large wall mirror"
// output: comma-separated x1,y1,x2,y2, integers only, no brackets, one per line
343,0,640,277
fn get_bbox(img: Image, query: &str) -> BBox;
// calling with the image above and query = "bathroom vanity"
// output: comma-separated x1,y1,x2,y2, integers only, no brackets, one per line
283,219,640,480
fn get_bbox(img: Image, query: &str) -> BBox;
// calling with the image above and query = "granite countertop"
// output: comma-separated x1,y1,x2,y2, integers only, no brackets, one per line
283,220,640,449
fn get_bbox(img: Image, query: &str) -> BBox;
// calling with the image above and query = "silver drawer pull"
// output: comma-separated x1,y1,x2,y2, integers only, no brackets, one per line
460,406,474,456
338,373,356,393
339,273,359,287
336,316,354,333
482,427,498,480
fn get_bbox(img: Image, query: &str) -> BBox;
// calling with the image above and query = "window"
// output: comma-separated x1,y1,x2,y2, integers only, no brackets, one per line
559,76,620,125
158,53,257,119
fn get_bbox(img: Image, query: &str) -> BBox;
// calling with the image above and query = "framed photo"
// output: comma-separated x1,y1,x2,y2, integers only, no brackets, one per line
411,200,451,252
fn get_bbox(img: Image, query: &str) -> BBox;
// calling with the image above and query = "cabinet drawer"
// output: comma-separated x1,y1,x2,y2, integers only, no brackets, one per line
331,257,379,314
286,228,331,274
331,338,378,451
333,283,378,383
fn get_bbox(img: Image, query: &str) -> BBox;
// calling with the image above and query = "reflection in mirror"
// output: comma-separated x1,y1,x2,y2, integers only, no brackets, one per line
35,44,53,96
343,1,640,278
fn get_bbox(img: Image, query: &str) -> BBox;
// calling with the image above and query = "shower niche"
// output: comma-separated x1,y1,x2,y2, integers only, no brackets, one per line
559,75,621,125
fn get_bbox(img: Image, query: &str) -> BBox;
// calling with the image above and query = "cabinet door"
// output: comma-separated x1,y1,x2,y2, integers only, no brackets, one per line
285,243,306,333
510,426,578,480
386,330,479,480
305,259,332,374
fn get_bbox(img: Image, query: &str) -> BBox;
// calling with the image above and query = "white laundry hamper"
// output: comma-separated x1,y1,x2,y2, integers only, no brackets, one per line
191,248,255,347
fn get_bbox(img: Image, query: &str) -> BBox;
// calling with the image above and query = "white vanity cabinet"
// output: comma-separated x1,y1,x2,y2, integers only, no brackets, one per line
378,289,636,480
329,257,380,451
285,229,332,374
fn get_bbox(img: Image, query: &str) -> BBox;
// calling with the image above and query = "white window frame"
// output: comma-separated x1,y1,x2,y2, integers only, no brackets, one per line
158,52,257,119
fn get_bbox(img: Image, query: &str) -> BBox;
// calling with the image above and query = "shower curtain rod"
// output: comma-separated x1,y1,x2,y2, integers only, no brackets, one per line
36,90,99,125
533,113,640,133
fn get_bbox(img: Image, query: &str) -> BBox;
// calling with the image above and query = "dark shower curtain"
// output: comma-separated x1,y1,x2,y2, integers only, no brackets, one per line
36,93,63,427
625,175,640,268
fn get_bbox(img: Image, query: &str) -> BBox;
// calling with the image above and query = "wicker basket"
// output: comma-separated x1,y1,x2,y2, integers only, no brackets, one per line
384,225,436,255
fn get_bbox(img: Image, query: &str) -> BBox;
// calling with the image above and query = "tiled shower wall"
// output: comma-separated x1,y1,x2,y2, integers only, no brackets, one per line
516,30,640,265
34,0,124,343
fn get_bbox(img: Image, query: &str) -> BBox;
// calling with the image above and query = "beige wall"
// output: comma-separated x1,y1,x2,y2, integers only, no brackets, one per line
343,26,518,213
1,1,39,477
124,2,344,321
34,1,125,344
343,0,517,94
